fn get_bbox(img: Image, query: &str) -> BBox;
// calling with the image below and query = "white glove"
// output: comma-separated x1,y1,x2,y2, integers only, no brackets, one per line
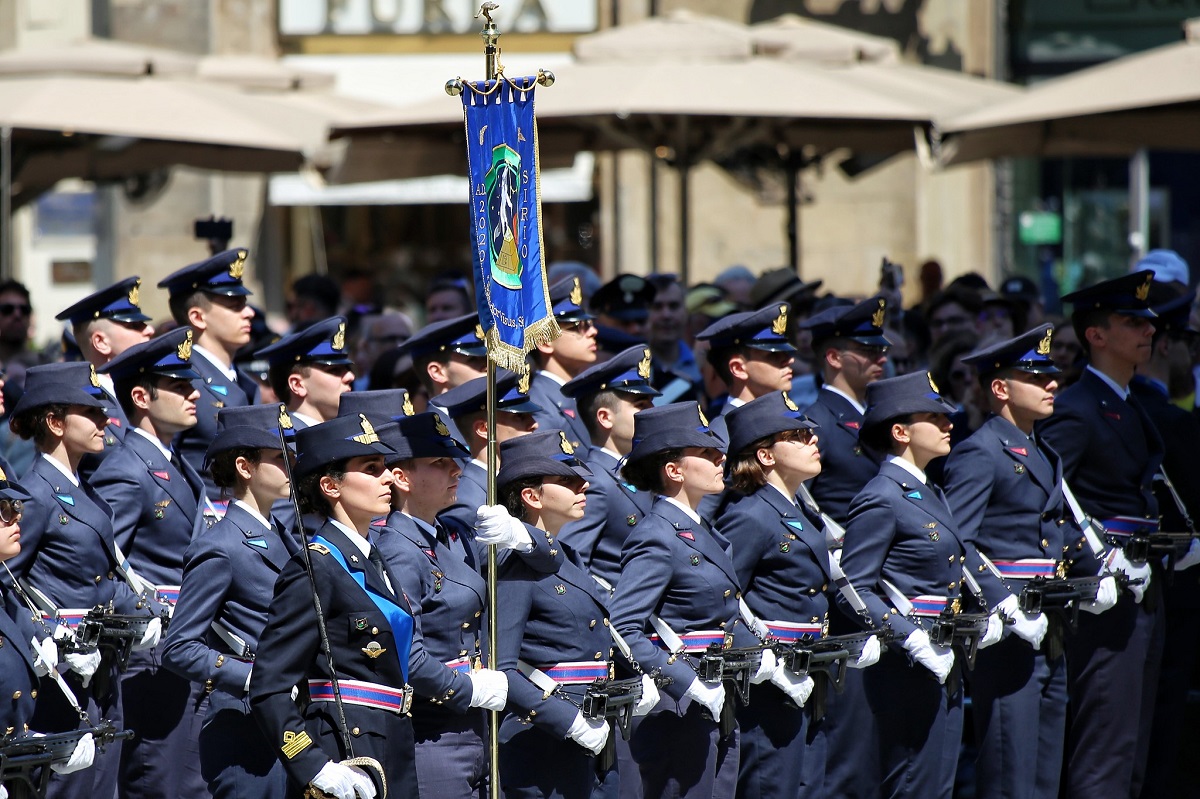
751,647,777,684
850,634,881,669
769,666,815,706
50,733,95,775
683,676,726,721
1107,549,1151,603
1081,575,1119,615
979,613,1004,649
565,711,610,756
474,505,534,552
0,781,7,799
1175,539,1200,571
310,761,377,799
32,636,58,677
64,649,102,688
996,595,1048,648
243,668,253,695
633,673,660,716
132,617,162,652
903,629,955,684
467,669,508,711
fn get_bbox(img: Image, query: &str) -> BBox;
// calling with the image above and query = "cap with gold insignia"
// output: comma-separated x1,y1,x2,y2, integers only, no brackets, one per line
725,391,819,456
626,401,724,464
496,429,593,488
435,368,542,419
9,362,107,417
1061,269,1156,318
591,274,655,323
547,276,594,323
204,419,287,470
157,248,252,298
862,370,956,430
395,312,488,361
696,303,796,353
218,403,296,441
255,316,353,368
376,411,468,463
338,389,415,427
961,323,1060,377
99,327,200,383
55,276,152,326
561,345,662,400
800,294,892,347
293,413,395,477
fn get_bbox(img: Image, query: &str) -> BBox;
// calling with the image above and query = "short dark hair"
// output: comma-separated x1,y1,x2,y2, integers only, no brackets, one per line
296,460,348,516
0,280,31,303
705,344,742,385
210,447,262,492
168,290,211,327
268,362,310,406
1070,308,1111,357
621,448,683,494
579,389,620,440
414,352,451,394
113,374,161,419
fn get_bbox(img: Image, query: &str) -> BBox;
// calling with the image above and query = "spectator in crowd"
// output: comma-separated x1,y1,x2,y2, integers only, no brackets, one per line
713,264,756,310
647,274,702,395
1047,315,1084,391
353,311,415,390
977,292,1018,344
425,274,473,324
684,284,738,348
914,259,944,314
286,274,341,332
999,275,1045,330
591,274,655,341
926,287,983,347
0,279,42,390
546,261,602,300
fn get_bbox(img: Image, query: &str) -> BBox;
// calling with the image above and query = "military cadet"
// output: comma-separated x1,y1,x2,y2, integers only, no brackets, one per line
557,346,659,588
373,412,510,799
87,328,206,799
397,312,488,405
435,369,541,532
160,415,297,799
249,414,417,799
339,388,415,426
591,274,655,341
256,316,356,431
527,277,598,451
716,391,881,799
1037,271,1163,799
158,248,259,504
491,430,659,799
6,363,163,799
54,277,155,477
944,325,1108,799
838,371,983,799
609,402,773,799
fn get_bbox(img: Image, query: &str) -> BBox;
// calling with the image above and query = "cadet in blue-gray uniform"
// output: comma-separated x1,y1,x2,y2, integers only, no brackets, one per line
436,370,541,533
373,412,510,799
210,404,298,537
609,403,774,799
557,346,659,588
161,418,297,799
944,325,1102,799
528,277,598,450
89,328,207,799
6,363,163,799
1037,271,1163,799
838,371,984,799
54,277,155,479
398,312,488,416
256,316,356,431
158,248,260,506
491,430,659,799
716,391,881,799
249,414,417,799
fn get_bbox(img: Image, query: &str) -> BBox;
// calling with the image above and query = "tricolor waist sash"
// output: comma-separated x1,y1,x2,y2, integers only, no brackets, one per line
43,609,90,629
649,629,728,654
763,619,824,642
308,679,413,715
992,559,1058,580
908,595,951,617
444,656,472,674
312,534,414,683
154,585,180,605
534,660,612,685
1102,517,1159,538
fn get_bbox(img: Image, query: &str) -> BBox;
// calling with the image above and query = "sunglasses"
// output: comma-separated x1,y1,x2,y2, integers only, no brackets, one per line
0,303,31,316
0,499,23,523
777,428,816,445
560,319,596,335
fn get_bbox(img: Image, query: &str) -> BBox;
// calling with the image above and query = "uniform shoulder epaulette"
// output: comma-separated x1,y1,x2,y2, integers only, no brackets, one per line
307,543,330,555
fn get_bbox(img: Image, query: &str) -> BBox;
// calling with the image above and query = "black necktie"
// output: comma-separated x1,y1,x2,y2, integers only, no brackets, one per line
367,545,394,595
433,521,451,548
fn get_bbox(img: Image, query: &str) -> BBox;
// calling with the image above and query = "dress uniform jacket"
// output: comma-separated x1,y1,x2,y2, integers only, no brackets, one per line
802,389,881,524
77,385,129,481
161,501,298,799
438,460,488,547
175,354,259,502
557,448,653,589
250,521,419,798
0,588,42,739
529,372,591,452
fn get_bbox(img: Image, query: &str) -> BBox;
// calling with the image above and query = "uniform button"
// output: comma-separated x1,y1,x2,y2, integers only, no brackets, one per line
136,601,144,610
719,621,727,628
475,611,482,618
948,582,957,590
94,575,103,584
351,727,361,736
462,623,471,629
808,589,817,595
595,652,603,659
447,689,455,696
1077,542,1084,550
11,691,20,699
4,727,12,736
959,556,965,563
1057,520,1066,526
602,619,609,627
460,649,468,657
1041,539,1049,548
589,620,597,629
107,572,114,580
978,565,985,572
204,680,214,693
882,613,890,621
29,690,36,699
723,589,731,597
735,592,742,600
948,556,954,563
371,627,379,635
821,584,828,592
890,608,899,615
529,710,537,717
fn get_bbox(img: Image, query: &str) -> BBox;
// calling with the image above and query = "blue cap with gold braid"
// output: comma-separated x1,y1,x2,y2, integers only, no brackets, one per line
56,276,151,325
962,323,1059,377
561,345,661,399
437,369,541,418
696,303,795,353
548,276,593,322
394,312,487,361
863,370,956,429
1061,270,1156,318
99,327,200,382
800,294,891,347
158,248,252,298
293,413,395,477
255,316,353,367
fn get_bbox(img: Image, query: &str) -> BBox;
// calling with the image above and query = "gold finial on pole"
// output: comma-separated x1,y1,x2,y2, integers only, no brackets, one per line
477,2,501,80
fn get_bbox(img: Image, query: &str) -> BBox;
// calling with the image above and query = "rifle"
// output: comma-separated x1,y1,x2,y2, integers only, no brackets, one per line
582,672,673,771
927,608,991,670
59,607,171,671
774,628,900,689
0,721,132,795
1017,573,1134,631
694,644,765,739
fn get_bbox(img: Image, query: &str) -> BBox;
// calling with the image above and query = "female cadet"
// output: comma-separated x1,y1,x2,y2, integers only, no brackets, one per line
248,413,417,799
489,429,658,799
715,391,881,799
608,402,780,799
837,371,998,799
6,363,160,799
161,404,298,799
371,411,509,799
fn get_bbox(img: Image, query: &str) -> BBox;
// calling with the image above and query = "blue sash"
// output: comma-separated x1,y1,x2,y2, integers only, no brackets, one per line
313,535,414,682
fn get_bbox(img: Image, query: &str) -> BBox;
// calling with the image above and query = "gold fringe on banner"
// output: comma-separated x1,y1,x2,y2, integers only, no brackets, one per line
483,315,560,372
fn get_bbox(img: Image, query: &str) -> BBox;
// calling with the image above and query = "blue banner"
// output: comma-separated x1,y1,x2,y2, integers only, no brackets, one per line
461,76,559,371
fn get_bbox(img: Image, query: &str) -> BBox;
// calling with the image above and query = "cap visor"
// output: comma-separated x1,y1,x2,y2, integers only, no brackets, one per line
449,344,489,358
499,399,542,415
1115,308,1157,318
206,285,252,297
626,428,723,462
614,384,663,397
746,341,798,353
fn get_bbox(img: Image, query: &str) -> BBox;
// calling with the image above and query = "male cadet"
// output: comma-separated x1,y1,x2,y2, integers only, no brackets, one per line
557,346,659,589
944,324,1112,799
89,327,207,799
435,369,540,533
396,311,488,439
255,316,356,431
54,277,155,476
158,248,259,502
1130,290,1200,798
1037,271,1164,799
528,276,597,450
591,274,655,340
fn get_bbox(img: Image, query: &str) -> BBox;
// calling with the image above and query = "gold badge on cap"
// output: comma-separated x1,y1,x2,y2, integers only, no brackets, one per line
352,414,380,445
637,348,652,380
1037,329,1052,356
228,250,247,280
518,368,531,395
128,280,140,307
89,365,101,389
698,405,709,428
475,324,486,342
0,466,7,481
332,322,346,352
402,393,415,417
433,414,450,437
569,277,583,306
277,404,293,430
771,305,788,335
1135,276,1150,301
928,373,940,394
559,431,575,455
783,392,799,411
872,298,886,328
177,329,193,361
